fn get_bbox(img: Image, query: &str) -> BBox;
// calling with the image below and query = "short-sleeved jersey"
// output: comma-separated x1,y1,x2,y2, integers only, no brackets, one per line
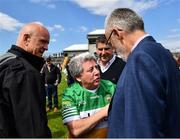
62,79,116,138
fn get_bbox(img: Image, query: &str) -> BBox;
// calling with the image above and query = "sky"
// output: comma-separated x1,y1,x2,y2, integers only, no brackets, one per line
0,0,180,56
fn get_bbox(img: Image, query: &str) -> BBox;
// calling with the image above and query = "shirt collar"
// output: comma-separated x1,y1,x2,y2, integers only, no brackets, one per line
86,87,98,93
98,54,116,73
131,34,150,52
8,45,45,71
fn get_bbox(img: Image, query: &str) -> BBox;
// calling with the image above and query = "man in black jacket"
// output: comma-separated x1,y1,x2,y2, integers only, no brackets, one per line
0,23,51,137
41,57,61,112
96,35,125,84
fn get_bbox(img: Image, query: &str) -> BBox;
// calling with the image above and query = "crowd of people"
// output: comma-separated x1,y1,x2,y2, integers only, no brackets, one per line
0,8,180,138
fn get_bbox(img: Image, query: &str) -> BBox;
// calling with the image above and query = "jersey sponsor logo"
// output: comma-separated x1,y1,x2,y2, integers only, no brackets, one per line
105,94,112,102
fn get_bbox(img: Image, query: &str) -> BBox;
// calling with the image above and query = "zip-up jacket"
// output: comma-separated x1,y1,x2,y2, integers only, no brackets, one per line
0,45,51,137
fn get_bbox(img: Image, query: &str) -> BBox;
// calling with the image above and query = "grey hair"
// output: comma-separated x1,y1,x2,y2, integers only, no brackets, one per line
105,8,144,33
68,52,97,79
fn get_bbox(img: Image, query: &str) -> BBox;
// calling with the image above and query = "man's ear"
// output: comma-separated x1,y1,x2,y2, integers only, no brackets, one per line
113,27,124,40
23,34,31,46
75,76,81,82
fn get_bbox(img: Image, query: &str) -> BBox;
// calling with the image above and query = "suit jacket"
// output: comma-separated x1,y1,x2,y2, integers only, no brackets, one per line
108,36,180,137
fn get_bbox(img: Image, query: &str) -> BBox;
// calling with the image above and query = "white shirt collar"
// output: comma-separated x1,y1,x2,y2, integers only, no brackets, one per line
131,34,150,52
98,54,116,73
86,87,98,93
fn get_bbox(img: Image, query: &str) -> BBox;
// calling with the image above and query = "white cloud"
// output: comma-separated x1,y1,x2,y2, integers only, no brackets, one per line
170,28,179,33
72,0,158,16
160,27,180,50
72,26,88,32
53,33,59,37
50,38,57,42
30,0,57,8
54,24,65,31
47,24,65,32
79,26,88,32
65,25,88,33
47,26,54,32
47,4,56,8
160,0,176,5
0,12,24,31
161,39,180,50
33,21,44,25
167,34,180,39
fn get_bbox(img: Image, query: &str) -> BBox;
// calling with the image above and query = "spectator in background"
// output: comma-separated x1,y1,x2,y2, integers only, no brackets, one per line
105,8,180,137
62,53,69,70
41,57,61,112
65,60,75,86
57,62,62,71
96,35,125,84
0,23,51,137
62,52,116,138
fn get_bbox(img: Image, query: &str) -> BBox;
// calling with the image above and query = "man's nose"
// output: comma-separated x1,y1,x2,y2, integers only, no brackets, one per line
101,49,106,54
44,44,48,51
94,67,100,75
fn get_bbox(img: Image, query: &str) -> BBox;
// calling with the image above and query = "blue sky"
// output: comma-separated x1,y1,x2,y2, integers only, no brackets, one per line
0,0,180,56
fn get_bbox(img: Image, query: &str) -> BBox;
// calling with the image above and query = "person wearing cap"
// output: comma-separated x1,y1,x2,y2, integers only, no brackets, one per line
41,57,61,112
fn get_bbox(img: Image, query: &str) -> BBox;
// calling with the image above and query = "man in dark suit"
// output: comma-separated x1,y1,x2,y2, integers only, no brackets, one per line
96,35,125,84
105,8,180,137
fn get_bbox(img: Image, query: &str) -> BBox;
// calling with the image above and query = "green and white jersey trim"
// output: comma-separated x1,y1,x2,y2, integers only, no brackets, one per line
62,107,80,123
79,108,108,129
62,79,116,126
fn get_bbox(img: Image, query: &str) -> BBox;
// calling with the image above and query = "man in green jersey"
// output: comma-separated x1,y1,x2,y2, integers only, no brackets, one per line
62,52,116,138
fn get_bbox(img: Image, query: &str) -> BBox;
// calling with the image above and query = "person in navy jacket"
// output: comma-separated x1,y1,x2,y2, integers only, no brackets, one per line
105,8,180,138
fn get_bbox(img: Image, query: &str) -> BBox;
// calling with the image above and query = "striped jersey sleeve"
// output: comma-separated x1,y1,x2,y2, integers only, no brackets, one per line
62,94,80,124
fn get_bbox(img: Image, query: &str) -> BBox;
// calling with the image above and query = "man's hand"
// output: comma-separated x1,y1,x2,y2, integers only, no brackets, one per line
54,80,59,86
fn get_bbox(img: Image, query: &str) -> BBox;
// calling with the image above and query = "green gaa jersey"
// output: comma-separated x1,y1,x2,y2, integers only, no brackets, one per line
62,79,116,138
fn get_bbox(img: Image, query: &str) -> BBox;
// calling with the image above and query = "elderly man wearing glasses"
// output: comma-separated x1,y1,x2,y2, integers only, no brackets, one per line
96,35,125,84
105,8,180,138
62,52,116,138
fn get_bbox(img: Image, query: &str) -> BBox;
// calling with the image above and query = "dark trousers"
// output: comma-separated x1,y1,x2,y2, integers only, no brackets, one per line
46,84,58,109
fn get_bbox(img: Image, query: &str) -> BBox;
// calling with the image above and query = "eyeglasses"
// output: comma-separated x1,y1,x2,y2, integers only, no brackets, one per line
106,30,114,45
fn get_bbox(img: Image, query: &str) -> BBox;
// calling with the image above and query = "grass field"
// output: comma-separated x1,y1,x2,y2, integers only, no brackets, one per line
47,73,68,138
